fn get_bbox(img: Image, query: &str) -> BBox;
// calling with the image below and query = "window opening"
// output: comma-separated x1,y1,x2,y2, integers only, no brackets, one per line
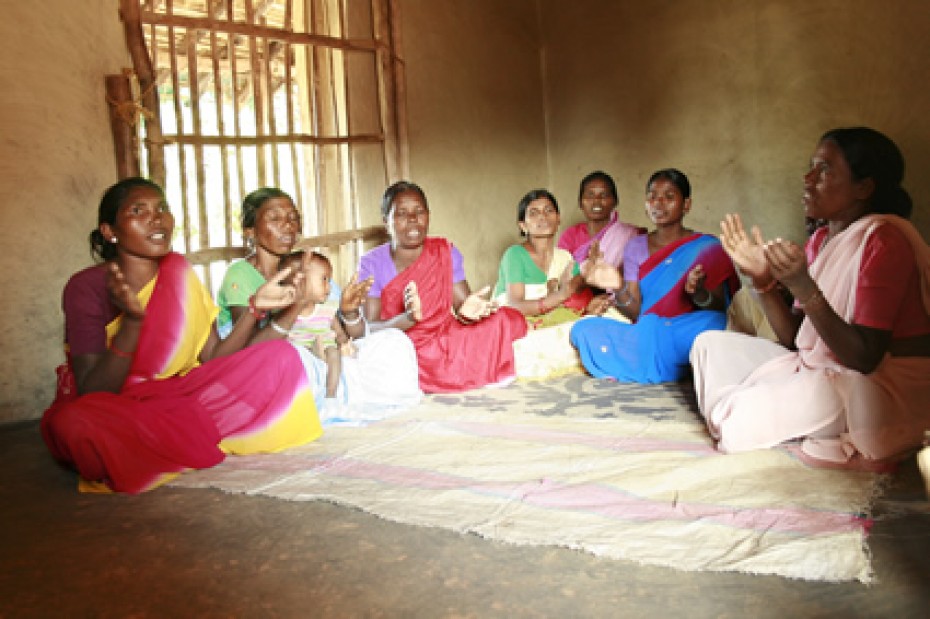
114,0,405,291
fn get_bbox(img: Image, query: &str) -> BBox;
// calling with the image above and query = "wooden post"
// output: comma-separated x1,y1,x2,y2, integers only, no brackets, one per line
119,0,167,187
388,0,409,180
105,73,141,179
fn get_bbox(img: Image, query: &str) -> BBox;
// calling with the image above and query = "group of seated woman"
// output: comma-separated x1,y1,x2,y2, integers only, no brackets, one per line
492,167,739,384
41,125,930,495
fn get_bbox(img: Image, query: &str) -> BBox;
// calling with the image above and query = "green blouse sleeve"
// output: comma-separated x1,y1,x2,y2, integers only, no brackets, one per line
494,245,529,297
216,260,266,334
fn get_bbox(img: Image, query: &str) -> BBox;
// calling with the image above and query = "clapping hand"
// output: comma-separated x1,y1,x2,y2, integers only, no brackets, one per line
559,261,577,294
762,238,813,294
107,262,146,321
685,264,706,295
458,285,498,321
254,265,301,310
720,214,770,283
585,293,612,316
547,261,576,299
404,281,423,322
340,272,374,316
581,240,623,290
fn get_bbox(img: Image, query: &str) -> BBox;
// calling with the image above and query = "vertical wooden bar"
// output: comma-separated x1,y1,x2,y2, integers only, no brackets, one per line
264,37,280,188
323,0,342,245
166,3,193,253
310,0,327,238
147,20,160,178
105,73,142,179
337,0,358,281
388,0,408,178
372,0,397,184
341,0,363,276
228,15,246,217
210,29,233,250
300,0,319,239
284,40,304,216
246,0,267,184
186,28,210,253
119,0,167,186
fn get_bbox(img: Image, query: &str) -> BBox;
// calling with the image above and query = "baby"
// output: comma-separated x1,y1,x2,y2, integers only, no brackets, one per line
279,250,352,400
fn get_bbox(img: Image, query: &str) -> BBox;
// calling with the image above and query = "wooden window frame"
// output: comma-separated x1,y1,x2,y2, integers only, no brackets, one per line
108,0,407,289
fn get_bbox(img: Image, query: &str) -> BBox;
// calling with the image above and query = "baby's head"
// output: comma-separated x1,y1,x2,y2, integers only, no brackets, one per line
279,250,333,304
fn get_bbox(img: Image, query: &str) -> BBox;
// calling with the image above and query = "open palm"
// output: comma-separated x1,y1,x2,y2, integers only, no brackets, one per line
719,213,770,281
459,285,497,321
581,240,622,290
106,262,146,320
255,266,300,310
341,272,374,315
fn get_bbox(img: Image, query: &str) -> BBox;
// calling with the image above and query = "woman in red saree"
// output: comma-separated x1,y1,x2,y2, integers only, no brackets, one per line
41,178,322,494
358,181,528,393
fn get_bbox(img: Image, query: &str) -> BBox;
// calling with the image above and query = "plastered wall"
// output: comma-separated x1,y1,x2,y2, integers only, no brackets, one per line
399,0,930,301
2,0,929,422
398,0,549,288
0,1,129,421
539,0,930,243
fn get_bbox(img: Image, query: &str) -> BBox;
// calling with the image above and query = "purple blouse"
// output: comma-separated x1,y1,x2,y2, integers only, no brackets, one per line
622,235,650,283
359,241,466,297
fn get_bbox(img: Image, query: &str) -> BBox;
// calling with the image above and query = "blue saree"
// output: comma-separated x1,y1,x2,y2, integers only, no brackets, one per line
570,233,739,383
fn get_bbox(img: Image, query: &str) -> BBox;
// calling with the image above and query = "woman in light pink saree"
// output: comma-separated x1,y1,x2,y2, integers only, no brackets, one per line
692,127,930,465
558,170,644,268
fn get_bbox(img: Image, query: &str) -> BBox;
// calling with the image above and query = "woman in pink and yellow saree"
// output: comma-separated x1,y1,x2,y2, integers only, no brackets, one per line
42,178,321,494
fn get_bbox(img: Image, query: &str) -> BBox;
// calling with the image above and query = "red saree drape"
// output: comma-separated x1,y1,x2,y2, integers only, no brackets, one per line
380,238,527,393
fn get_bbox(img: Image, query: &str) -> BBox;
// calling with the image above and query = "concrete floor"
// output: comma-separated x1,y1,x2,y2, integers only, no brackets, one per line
2,419,929,619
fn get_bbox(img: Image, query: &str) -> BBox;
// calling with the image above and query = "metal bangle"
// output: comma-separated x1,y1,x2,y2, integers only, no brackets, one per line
752,279,778,295
615,282,633,307
109,342,135,359
452,306,476,324
799,288,826,310
692,288,713,308
269,319,290,336
338,308,364,326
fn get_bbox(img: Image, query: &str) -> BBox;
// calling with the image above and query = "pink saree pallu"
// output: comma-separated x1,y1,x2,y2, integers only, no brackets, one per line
380,237,528,393
42,252,321,494
567,211,644,266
